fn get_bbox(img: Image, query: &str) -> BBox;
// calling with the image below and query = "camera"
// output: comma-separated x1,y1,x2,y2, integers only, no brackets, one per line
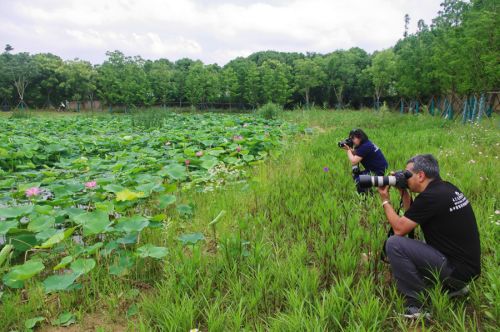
338,137,354,148
358,170,412,189
352,164,360,175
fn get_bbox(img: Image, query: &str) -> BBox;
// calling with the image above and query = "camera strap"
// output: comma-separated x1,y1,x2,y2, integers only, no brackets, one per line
381,195,414,263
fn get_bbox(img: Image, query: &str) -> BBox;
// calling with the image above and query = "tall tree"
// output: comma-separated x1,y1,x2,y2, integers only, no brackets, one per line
31,53,64,108
58,59,97,108
293,57,325,107
366,49,397,107
147,59,176,106
259,59,292,106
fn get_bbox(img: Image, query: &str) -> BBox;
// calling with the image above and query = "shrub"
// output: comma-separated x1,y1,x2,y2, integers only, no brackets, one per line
257,102,282,120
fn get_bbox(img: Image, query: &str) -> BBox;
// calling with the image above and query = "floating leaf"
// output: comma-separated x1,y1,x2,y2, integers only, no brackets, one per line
52,312,76,327
95,201,115,214
115,215,149,233
0,220,18,235
159,164,187,181
109,253,135,276
74,211,110,236
103,184,126,193
136,244,168,259
6,231,38,252
127,304,138,317
71,258,96,275
178,232,205,245
115,189,145,201
3,259,45,288
25,316,45,329
84,242,103,255
36,227,75,249
176,204,193,218
0,205,34,218
43,272,80,293
136,182,162,196
27,215,55,232
200,159,219,169
54,256,73,270
158,194,176,208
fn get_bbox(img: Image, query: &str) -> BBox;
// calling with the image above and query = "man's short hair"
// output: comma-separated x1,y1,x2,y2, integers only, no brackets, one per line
407,154,440,179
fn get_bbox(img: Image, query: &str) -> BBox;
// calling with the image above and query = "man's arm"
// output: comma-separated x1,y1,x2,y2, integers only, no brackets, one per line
400,189,412,211
378,187,418,236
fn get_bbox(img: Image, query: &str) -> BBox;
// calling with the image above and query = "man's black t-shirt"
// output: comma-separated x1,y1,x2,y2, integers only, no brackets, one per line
353,140,388,175
404,179,481,282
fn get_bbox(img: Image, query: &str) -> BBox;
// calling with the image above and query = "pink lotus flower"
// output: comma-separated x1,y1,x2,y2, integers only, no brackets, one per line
233,135,243,141
85,181,97,189
25,187,41,197
185,159,190,166
196,151,203,157
236,146,241,153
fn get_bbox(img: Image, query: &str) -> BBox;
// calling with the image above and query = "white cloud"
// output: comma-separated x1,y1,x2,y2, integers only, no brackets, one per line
0,0,443,64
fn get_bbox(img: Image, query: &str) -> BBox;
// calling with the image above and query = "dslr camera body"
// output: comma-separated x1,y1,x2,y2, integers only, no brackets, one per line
358,170,412,189
338,137,354,148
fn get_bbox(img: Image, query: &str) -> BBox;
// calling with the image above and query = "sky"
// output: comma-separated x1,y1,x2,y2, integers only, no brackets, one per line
0,0,444,65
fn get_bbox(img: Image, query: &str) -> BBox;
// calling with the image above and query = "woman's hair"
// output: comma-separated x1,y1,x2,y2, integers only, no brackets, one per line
349,128,369,143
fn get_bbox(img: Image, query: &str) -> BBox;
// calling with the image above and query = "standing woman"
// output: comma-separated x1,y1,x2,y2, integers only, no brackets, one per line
343,128,388,194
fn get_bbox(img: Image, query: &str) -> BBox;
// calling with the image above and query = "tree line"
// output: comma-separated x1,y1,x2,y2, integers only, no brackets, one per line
0,0,497,111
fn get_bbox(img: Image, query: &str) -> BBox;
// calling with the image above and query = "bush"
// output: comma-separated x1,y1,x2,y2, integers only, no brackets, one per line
10,109,31,119
257,102,282,120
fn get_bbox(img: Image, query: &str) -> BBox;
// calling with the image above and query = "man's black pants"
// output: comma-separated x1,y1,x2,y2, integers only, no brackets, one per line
385,235,466,307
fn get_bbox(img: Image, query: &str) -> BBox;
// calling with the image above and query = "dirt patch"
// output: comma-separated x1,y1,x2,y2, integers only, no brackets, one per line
40,313,128,332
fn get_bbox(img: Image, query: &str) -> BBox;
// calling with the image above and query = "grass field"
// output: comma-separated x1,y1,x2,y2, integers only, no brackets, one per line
0,109,498,331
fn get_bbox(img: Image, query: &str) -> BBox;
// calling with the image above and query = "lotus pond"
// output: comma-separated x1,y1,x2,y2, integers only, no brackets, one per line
0,111,302,292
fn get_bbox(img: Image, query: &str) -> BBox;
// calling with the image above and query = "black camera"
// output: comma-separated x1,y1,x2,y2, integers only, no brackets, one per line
338,137,354,148
358,170,412,189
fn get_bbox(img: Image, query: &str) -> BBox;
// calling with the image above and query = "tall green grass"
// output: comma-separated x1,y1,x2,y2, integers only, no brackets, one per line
1,110,498,331
136,111,498,331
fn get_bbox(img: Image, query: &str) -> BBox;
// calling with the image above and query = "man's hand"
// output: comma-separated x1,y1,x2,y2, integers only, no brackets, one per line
377,185,390,201
342,145,351,151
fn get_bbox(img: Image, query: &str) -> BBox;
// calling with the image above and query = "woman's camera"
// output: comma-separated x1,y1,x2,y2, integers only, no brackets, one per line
338,137,354,148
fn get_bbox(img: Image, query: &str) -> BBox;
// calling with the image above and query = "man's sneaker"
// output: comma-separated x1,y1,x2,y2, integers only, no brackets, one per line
402,306,431,320
448,286,469,299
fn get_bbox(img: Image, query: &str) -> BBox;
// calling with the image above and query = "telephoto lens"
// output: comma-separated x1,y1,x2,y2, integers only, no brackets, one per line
358,170,412,189
359,175,396,188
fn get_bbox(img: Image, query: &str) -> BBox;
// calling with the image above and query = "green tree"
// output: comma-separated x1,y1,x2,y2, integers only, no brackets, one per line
220,66,239,107
97,51,153,107
2,52,39,108
172,58,195,106
366,49,397,108
259,59,292,106
293,57,325,107
324,49,369,108
147,59,176,106
31,53,64,108
58,60,97,109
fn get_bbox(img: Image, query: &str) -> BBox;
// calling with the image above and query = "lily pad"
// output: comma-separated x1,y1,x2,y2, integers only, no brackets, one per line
178,232,205,245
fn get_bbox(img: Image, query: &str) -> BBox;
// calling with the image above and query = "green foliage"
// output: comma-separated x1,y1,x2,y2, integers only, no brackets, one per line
0,110,497,331
293,57,326,107
257,102,283,120
1,3,497,111
259,59,292,105
0,111,299,299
